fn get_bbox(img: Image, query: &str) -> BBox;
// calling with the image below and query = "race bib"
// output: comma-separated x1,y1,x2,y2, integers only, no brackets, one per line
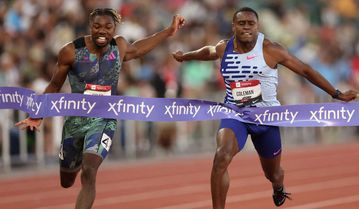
230,80,262,106
84,84,112,96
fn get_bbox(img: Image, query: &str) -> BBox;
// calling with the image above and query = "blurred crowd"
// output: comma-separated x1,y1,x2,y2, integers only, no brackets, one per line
0,0,358,158
1,0,358,102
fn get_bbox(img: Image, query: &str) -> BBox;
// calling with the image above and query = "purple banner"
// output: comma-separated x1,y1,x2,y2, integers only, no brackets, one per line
0,87,358,127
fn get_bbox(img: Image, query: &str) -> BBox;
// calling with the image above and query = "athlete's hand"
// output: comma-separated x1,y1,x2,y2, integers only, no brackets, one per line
172,51,184,62
167,14,185,36
336,90,358,102
15,118,43,131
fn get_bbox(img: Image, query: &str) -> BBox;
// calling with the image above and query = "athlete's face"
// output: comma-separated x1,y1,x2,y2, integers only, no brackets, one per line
90,15,116,48
232,12,259,43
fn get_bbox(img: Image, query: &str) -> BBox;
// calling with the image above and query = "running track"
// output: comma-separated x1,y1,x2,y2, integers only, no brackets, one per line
1,142,359,209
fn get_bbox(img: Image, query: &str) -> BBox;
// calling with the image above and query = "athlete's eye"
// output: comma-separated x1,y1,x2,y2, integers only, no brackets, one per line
106,25,113,30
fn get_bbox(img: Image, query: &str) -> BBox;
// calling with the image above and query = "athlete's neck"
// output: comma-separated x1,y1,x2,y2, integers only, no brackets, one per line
88,36,110,57
234,37,257,54
93,44,109,56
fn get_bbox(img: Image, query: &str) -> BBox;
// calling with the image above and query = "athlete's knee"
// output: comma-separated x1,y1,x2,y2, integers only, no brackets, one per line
61,179,75,188
60,172,77,188
213,147,234,171
265,167,284,183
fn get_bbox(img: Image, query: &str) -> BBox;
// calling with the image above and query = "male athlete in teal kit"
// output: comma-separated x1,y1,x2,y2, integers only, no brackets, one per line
16,8,185,209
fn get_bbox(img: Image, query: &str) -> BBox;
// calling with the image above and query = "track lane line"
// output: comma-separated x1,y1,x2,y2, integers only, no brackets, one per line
155,176,359,209
285,194,359,209
1,162,358,205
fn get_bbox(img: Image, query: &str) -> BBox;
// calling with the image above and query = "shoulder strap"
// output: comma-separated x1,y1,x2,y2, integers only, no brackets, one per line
223,37,234,55
73,37,85,49
110,38,117,46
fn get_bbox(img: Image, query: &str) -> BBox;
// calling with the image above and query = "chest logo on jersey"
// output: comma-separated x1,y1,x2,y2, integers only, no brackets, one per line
246,55,257,60
106,51,116,61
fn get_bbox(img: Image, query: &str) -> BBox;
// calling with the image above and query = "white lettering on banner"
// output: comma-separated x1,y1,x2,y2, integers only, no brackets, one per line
25,95,42,115
50,96,96,114
254,109,299,124
207,104,244,117
310,106,355,123
107,99,154,118
0,91,25,106
164,102,200,118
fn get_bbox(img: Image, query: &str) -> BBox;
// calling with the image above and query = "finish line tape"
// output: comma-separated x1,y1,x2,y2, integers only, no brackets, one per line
0,87,358,127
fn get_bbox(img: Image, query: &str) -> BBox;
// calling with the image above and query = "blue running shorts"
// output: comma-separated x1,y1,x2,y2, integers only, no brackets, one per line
59,116,117,172
219,119,282,158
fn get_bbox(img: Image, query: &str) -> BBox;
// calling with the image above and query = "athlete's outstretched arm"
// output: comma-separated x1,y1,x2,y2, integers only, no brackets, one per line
15,43,74,131
266,41,357,102
121,14,185,61
172,40,226,62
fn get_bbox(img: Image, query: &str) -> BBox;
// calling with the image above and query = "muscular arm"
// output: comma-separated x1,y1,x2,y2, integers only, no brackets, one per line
172,40,226,62
16,43,74,128
43,43,74,93
122,15,185,61
265,41,357,101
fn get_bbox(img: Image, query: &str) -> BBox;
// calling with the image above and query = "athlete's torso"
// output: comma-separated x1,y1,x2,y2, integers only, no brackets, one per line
220,33,280,107
68,36,121,95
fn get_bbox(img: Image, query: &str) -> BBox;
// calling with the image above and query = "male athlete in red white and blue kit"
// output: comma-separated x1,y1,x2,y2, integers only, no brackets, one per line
173,7,357,209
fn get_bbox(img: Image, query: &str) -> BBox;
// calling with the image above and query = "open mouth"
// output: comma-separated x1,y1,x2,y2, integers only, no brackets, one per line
96,36,107,45
241,32,252,37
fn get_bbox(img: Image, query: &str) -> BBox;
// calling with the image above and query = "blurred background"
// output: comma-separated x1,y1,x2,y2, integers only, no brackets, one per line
0,0,358,173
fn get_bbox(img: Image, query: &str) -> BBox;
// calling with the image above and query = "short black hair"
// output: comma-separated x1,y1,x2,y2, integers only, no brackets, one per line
233,7,259,21
89,8,121,24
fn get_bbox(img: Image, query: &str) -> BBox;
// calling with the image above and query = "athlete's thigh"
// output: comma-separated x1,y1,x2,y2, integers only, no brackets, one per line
83,118,117,160
60,117,86,172
218,119,249,151
249,125,282,158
